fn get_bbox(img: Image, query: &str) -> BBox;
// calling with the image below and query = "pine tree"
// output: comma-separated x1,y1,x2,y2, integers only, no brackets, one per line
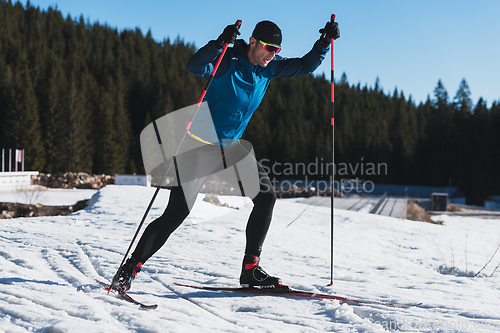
1,60,45,170
450,79,473,193
433,79,449,110
67,71,91,172
39,53,69,173
414,98,432,184
491,101,500,195
467,98,492,203
453,78,473,113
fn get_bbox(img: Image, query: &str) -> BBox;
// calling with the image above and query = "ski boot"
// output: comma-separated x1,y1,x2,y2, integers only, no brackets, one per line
240,254,281,288
111,257,142,292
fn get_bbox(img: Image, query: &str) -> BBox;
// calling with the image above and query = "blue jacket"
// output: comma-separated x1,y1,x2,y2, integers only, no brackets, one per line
186,39,329,146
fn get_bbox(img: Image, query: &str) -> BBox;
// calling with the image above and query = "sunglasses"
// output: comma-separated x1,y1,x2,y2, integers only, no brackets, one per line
258,40,282,54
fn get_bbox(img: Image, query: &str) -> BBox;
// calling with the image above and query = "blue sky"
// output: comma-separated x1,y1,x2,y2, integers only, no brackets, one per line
28,0,500,107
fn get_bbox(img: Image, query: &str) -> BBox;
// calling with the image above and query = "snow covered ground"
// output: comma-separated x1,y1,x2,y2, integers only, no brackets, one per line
1,185,500,332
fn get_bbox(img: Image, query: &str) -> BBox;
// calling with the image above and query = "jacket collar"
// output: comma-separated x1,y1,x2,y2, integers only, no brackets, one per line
233,39,255,68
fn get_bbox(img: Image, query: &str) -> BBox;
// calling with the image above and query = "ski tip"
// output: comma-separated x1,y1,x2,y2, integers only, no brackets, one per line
410,302,423,307
141,304,158,310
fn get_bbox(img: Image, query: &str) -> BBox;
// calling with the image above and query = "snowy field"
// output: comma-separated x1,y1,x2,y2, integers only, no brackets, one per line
1,185,500,332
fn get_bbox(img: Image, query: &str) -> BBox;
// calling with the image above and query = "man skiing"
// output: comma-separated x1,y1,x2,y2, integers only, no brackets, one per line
111,19,340,292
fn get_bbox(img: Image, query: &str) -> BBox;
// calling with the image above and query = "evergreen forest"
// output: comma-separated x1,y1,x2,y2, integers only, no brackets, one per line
1,1,499,205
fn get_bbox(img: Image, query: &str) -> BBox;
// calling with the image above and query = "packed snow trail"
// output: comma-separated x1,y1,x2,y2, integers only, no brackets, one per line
1,186,500,332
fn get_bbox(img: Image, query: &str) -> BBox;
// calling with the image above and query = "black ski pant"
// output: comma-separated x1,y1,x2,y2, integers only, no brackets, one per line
131,137,276,264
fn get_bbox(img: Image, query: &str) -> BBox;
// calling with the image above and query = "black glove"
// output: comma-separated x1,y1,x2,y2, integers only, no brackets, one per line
319,21,340,47
215,23,241,49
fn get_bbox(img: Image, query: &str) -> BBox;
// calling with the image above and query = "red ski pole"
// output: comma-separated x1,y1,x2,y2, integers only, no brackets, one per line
187,19,242,130
328,14,336,287
112,20,242,285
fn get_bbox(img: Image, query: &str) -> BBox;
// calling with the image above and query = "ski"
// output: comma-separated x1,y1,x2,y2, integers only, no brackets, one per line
173,282,421,308
96,279,158,310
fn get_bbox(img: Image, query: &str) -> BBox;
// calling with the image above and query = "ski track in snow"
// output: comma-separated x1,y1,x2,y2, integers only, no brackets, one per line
1,185,500,332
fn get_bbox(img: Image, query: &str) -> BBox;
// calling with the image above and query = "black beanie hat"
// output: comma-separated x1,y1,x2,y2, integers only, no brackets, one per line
252,21,282,46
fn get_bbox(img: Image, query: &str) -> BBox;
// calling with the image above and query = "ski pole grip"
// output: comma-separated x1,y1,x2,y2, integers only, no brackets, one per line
235,19,242,29
321,15,336,40
330,14,336,43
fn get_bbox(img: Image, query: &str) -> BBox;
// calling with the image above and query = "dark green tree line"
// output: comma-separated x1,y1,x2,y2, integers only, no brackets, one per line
0,1,203,174
250,74,500,205
1,1,499,204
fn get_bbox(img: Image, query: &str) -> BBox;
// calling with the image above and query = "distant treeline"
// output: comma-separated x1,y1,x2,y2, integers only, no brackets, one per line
1,1,499,204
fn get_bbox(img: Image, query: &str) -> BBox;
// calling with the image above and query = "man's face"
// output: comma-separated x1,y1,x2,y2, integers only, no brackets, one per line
247,37,278,67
